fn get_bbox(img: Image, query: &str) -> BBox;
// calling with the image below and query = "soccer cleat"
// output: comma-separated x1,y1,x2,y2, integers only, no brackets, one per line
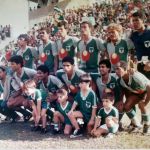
118,122,124,132
128,125,142,133
31,125,41,132
51,129,61,135
24,114,32,122
41,128,48,134
70,129,83,138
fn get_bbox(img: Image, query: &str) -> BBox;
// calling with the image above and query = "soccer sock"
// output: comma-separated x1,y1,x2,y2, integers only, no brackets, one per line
142,113,150,125
126,109,141,127
54,123,60,131
119,112,124,121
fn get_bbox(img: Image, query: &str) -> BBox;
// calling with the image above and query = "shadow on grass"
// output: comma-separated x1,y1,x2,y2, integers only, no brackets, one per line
0,121,89,141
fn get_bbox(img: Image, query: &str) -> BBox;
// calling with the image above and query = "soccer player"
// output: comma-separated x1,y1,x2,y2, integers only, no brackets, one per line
56,56,85,102
16,34,38,69
36,64,64,109
115,61,150,135
39,28,58,75
91,59,120,109
130,11,150,79
53,89,72,135
7,55,36,120
68,74,97,138
24,80,48,133
105,23,134,63
77,21,105,73
56,21,79,68
91,89,119,138
0,66,20,122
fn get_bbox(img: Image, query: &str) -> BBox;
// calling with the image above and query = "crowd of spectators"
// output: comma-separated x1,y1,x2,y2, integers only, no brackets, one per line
3,0,150,54
0,25,11,43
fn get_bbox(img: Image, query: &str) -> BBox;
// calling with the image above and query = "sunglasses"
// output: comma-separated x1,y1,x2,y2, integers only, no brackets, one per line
80,80,90,83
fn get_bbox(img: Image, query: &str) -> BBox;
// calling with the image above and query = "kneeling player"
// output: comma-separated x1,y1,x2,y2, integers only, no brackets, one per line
91,89,119,138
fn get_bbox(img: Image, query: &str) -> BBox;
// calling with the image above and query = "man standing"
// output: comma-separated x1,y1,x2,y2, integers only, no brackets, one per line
16,34,38,69
130,11,150,79
77,21,105,73
56,21,79,68
39,28,58,75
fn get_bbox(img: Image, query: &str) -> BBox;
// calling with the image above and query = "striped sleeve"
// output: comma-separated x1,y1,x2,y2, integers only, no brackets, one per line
50,75,64,88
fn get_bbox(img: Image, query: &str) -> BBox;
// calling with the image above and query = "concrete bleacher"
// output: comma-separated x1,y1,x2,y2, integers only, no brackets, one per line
29,0,98,28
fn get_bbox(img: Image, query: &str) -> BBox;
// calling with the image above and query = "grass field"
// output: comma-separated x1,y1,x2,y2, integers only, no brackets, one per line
0,106,150,149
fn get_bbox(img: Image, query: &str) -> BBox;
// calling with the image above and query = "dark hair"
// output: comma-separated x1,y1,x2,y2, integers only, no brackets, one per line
56,88,68,95
9,55,24,67
80,73,92,83
99,59,111,69
81,21,93,28
62,56,74,65
40,27,50,34
131,11,145,20
0,66,6,72
37,65,49,75
102,88,114,102
57,21,68,29
18,34,29,42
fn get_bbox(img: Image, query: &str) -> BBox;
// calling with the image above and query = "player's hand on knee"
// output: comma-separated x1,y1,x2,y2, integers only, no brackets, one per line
88,119,95,126
91,128,96,135
67,110,73,117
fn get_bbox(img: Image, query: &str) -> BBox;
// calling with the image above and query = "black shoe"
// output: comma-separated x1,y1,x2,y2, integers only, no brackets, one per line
41,128,48,134
143,124,150,135
5,116,11,121
70,129,83,138
10,116,22,123
118,122,124,132
24,115,32,122
128,125,142,133
52,129,61,135
31,126,41,132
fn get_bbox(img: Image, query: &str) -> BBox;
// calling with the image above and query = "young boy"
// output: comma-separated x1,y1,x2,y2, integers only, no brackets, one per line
91,88,119,138
24,79,48,134
68,74,97,138
53,89,72,135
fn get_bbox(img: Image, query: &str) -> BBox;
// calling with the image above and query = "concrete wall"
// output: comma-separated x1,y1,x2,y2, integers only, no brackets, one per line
0,0,29,38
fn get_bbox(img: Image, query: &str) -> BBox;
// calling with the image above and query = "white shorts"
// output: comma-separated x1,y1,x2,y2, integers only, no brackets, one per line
100,124,119,133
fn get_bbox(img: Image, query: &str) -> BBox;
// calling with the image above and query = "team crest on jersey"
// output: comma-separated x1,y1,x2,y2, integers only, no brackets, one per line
110,83,115,89
25,55,30,60
144,41,150,48
89,47,94,53
119,47,124,53
65,46,71,51
65,110,69,114
45,50,50,55
86,101,91,108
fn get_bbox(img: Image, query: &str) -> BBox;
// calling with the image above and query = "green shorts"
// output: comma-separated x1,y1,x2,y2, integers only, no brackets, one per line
41,101,48,109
